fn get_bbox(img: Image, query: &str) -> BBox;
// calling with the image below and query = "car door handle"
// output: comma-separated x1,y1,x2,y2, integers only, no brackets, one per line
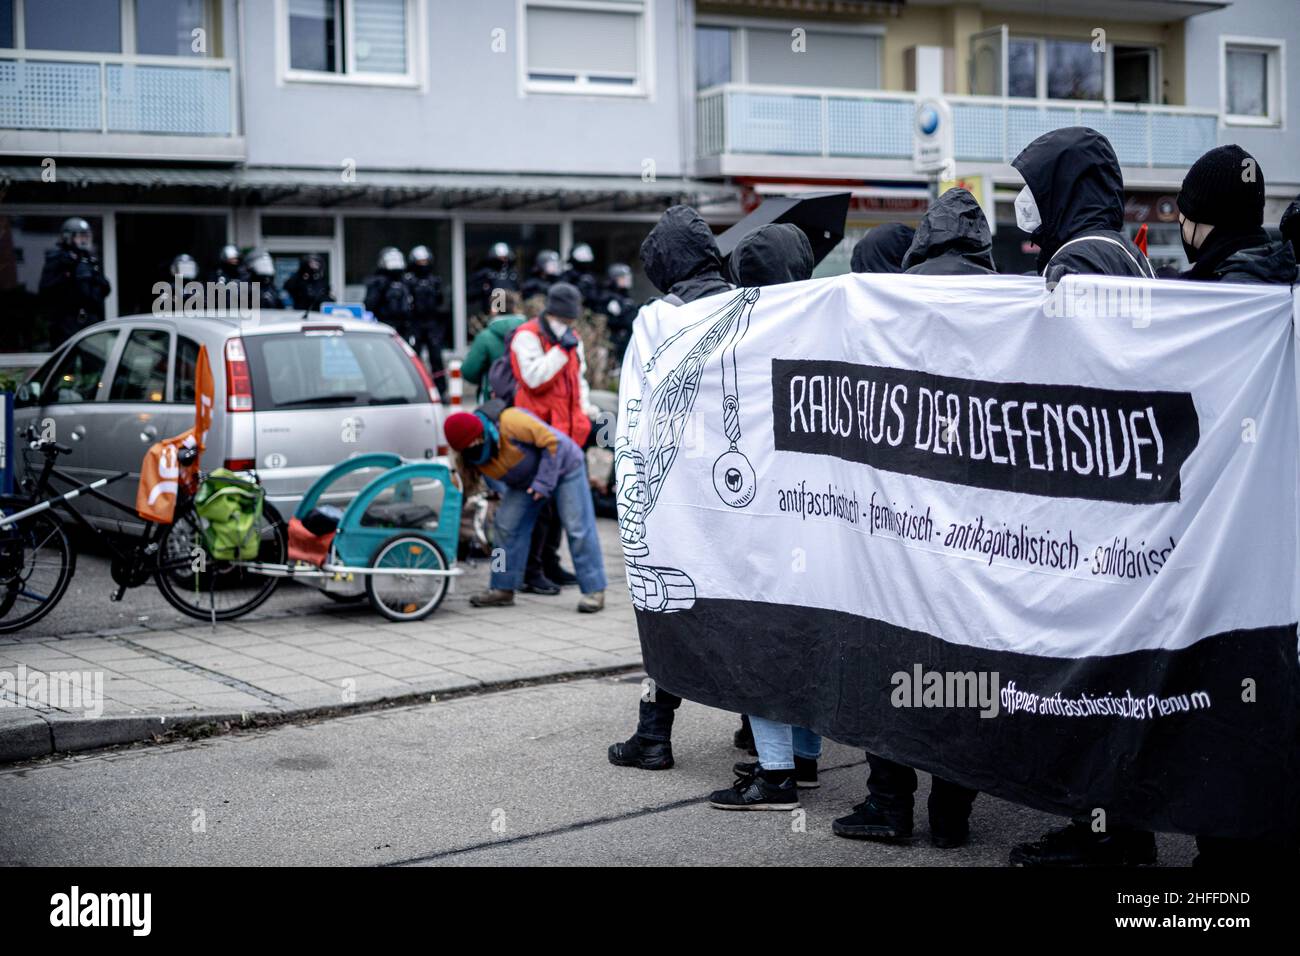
70,425,87,442
140,425,158,442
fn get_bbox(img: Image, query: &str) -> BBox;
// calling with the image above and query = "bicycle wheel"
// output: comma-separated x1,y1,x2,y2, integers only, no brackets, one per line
365,535,450,622
155,502,286,622
0,511,75,634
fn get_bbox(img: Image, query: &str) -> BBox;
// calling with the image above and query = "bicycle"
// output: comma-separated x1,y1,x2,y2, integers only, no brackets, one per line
0,429,287,633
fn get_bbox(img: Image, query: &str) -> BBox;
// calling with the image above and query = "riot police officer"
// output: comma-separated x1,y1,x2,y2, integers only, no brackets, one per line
214,244,248,285
39,217,111,348
284,253,334,311
561,242,600,307
365,246,414,334
598,262,637,362
468,241,520,317
403,245,448,398
245,248,286,310
521,249,561,301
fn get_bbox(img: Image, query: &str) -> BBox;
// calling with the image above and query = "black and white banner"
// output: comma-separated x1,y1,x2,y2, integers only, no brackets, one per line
615,274,1300,839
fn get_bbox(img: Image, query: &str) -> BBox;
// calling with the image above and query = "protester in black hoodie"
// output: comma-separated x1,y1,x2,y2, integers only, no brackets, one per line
831,193,987,847
638,204,733,305
608,206,733,773
1177,149,1298,867
902,188,997,275
1177,146,1299,285
1281,198,1300,257
1011,127,1155,284
1008,130,1159,871
850,223,915,274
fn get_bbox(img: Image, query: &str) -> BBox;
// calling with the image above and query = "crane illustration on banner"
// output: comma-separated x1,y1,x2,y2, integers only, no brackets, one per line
616,288,761,613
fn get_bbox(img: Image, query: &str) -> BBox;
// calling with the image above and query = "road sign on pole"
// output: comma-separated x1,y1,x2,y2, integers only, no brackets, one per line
913,98,954,178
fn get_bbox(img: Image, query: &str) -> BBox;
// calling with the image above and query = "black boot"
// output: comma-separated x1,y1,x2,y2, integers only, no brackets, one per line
607,734,674,771
1009,821,1156,867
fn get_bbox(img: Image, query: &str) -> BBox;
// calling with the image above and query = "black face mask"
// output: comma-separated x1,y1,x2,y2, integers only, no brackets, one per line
1182,235,1199,264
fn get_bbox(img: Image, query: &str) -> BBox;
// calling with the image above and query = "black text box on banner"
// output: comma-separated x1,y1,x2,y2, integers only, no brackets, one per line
771,359,1200,505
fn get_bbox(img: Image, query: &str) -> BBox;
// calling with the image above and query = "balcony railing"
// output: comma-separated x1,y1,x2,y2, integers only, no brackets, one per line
697,84,1219,168
0,50,236,137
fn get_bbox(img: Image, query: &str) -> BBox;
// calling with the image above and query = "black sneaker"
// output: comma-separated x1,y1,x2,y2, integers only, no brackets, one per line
544,565,579,587
1009,822,1156,867
733,756,819,789
709,768,799,810
733,715,757,755
832,798,914,840
607,734,674,771
522,573,561,596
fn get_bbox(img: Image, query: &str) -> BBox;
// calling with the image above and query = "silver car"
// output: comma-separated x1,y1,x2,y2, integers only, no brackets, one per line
13,311,447,531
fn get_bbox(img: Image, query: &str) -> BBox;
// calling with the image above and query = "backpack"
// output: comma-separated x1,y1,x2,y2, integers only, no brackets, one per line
194,469,265,561
486,326,522,406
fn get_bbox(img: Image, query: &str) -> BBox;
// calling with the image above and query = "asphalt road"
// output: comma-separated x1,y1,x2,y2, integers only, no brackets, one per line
0,673,1197,867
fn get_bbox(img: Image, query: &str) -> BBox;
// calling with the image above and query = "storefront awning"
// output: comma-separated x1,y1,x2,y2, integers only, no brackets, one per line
0,164,737,213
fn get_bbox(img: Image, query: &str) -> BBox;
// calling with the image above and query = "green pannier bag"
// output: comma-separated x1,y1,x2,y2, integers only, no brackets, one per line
194,469,265,561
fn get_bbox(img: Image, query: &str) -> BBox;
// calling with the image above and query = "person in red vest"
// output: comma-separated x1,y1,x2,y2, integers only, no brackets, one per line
509,281,600,590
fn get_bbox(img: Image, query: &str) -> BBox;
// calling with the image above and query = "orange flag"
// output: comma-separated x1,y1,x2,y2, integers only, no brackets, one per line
136,345,215,523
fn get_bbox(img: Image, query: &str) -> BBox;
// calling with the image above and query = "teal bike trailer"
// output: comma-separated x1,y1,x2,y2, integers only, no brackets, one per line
249,453,463,622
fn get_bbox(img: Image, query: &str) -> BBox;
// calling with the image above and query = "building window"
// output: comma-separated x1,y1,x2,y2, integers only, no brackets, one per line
23,0,123,53
285,0,414,82
1223,38,1284,125
1007,37,1037,98
0,1,14,48
1113,45,1157,103
1045,39,1103,100
136,0,209,57
524,0,648,95
695,25,731,90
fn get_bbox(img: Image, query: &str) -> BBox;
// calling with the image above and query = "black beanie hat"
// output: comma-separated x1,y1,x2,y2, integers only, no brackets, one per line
1177,145,1265,230
544,281,582,320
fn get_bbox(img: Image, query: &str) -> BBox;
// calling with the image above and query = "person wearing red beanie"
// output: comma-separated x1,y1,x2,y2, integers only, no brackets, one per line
447,405,606,614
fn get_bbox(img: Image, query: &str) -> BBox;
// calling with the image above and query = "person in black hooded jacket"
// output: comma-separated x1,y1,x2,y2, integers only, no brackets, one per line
850,223,915,274
638,204,733,305
902,188,997,276
1011,127,1155,285
1175,148,1298,867
608,205,733,774
727,222,814,286
1281,197,1300,258
1176,145,1299,286
1007,132,1160,871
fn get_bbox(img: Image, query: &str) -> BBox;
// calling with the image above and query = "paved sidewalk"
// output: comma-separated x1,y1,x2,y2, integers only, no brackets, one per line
0,519,639,761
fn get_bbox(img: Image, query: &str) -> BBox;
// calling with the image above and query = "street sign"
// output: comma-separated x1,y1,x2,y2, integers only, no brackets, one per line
913,98,953,177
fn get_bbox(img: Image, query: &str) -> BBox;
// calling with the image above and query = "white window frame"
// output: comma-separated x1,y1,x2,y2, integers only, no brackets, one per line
1005,34,1159,105
1221,35,1285,127
694,14,885,90
519,0,654,98
277,0,422,89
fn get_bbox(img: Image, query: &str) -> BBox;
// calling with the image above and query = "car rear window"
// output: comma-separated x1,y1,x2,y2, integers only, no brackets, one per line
243,331,425,410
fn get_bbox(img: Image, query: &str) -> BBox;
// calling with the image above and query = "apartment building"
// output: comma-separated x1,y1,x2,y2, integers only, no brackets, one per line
2,0,1295,351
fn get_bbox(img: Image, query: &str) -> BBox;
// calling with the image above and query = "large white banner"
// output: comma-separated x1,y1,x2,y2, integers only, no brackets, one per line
616,273,1299,839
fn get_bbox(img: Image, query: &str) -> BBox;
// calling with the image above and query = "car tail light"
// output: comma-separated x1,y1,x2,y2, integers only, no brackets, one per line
225,458,256,471
393,333,439,404
224,337,253,412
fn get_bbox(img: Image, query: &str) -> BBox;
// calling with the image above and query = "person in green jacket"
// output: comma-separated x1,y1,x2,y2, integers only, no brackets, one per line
461,291,526,402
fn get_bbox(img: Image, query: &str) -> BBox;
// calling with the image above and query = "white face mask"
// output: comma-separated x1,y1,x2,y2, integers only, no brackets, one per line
546,317,569,338
1014,185,1042,234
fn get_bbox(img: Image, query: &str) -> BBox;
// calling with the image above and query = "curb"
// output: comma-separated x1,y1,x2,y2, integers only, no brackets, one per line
0,659,643,765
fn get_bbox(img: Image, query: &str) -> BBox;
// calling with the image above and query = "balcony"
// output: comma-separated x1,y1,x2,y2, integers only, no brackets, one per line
697,84,1219,176
0,50,244,161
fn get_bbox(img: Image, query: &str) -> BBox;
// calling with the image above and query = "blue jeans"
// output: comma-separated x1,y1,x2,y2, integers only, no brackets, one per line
749,716,821,771
490,467,608,594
